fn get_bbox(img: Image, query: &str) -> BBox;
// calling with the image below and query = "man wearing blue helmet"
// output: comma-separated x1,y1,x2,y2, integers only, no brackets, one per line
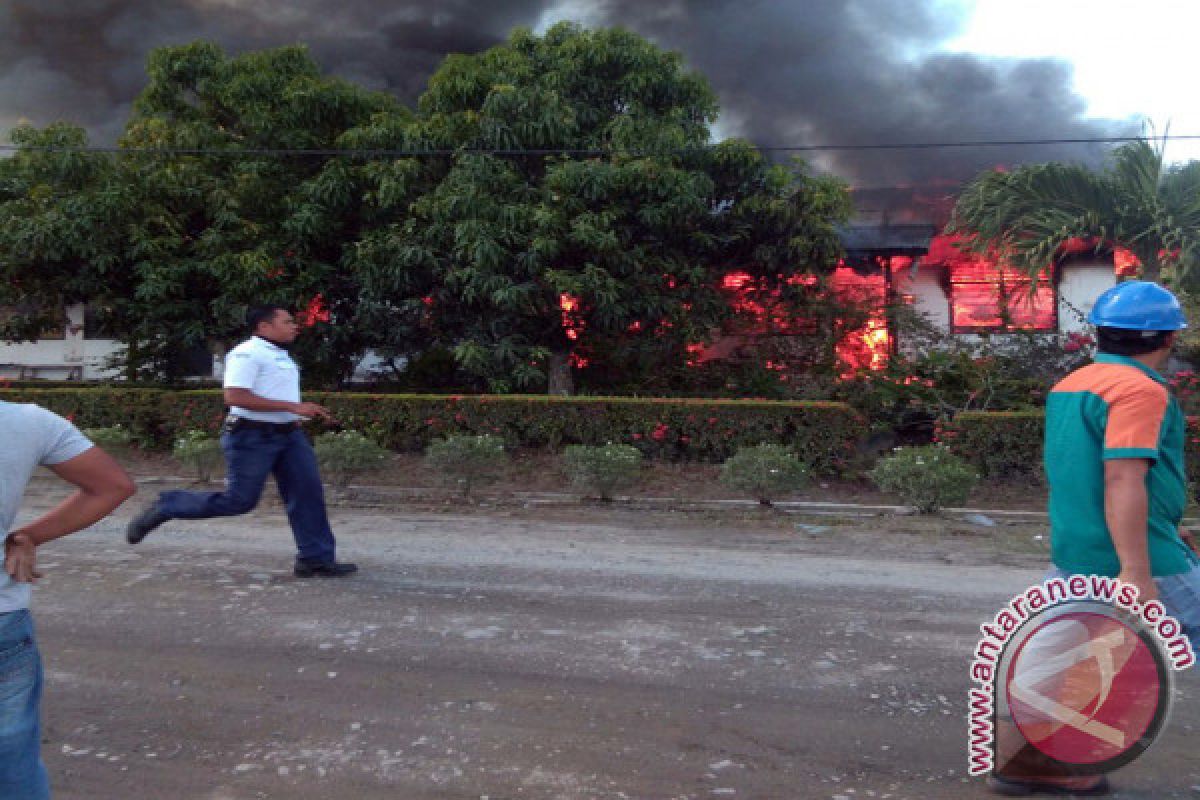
1048,281,1195,611
989,280,1199,796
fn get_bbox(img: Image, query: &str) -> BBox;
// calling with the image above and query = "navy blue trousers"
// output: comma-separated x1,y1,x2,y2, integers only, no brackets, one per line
157,427,337,563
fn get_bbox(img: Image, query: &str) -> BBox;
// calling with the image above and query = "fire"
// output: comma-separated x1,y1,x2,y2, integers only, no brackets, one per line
926,234,1055,332
712,265,892,377
296,294,330,327
559,293,583,341
1113,246,1142,277
828,265,889,377
554,222,1142,383
722,271,754,290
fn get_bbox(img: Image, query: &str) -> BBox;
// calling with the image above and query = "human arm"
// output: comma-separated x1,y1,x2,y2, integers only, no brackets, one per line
1180,526,1199,555
1104,458,1157,601
5,447,137,582
223,388,330,420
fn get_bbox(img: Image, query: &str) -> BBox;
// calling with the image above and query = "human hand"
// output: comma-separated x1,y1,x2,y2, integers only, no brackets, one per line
4,533,42,583
1181,528,1200,556
292,402,332,421
1116,567,1158,603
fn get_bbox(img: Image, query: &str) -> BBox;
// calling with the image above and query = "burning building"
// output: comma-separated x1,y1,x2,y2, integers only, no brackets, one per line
695,218,1123,379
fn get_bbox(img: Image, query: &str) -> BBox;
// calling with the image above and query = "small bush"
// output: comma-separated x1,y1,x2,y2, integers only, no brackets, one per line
869,445,979,513
719,444,810,506
83,425,136,454
562,443,644,501
314,430,391,487
172,430,223,483
424,434,508,499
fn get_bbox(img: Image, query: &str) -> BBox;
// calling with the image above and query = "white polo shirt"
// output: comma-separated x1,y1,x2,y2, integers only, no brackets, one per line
224,336,301,422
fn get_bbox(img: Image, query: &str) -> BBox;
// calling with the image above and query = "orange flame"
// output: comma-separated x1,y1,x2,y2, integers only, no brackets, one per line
296,294,330,327
559,293,583,341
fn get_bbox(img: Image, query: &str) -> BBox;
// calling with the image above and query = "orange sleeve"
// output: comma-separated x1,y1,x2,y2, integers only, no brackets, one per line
1104,382,1168,459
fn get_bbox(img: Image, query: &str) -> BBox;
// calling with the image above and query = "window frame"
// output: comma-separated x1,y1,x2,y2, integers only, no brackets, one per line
947,261,1058,334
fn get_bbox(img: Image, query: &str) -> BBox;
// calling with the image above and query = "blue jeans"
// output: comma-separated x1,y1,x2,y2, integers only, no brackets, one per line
157,427,337,563
1047,565,1200,654
1156,566,1200,654
0,610,49,799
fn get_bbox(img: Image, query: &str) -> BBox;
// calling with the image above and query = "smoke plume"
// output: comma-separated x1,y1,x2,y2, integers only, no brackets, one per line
0,0,1136,220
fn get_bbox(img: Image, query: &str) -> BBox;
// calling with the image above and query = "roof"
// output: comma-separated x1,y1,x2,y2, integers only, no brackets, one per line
839,223,937,259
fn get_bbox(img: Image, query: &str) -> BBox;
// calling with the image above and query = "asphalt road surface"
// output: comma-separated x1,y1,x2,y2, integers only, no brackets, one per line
17,495,1200,799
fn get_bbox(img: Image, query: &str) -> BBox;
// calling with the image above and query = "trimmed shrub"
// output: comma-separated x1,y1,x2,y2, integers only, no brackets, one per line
424,434,507,500
172,430,223,483
302,394,863,473
0,389,864,473
158,391,226,440
1187,416,1200,490
562,443,644,501
719,444,809,506
314,430,391,488
937,411,1045,482
869,445,979,513
4,388,166,445
83,425,137,455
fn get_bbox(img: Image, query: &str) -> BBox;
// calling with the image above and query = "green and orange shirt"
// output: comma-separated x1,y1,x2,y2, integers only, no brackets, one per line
1045,353,1195,576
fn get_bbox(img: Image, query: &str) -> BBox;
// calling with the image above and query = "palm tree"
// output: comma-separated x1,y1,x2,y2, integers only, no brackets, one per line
949,139,1200,284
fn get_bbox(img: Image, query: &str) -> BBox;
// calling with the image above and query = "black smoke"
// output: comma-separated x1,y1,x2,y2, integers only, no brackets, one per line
572,0,1137,221
0,0,557,143
0,0,1136,220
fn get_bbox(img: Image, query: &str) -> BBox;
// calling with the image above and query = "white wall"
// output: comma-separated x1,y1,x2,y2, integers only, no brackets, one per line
1057,262,1115,332
0,304,123,380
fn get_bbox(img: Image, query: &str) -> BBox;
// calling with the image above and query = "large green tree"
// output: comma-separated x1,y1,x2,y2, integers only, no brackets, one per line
116,42,401,382
0,124,135,346
950,139,1200,283
347,23,850,393
2,30,851,391
1,43,402,382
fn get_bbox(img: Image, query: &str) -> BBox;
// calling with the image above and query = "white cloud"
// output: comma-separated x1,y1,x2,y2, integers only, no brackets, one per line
948,0,1200,162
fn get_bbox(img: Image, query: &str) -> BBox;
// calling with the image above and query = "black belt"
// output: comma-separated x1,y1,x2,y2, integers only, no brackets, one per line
226,416,300,433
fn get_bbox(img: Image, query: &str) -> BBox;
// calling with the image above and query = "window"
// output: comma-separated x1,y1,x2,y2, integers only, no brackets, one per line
949,259,1055,332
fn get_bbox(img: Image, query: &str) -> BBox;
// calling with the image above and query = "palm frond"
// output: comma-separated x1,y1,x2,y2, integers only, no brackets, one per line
1109,139,1164,198
950,163,1118,276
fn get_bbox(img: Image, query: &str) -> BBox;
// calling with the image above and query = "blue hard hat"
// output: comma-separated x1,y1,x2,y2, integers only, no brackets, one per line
1087,280,1187,331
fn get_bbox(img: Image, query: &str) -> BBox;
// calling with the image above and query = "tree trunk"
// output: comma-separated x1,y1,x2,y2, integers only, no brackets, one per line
546,351,573,396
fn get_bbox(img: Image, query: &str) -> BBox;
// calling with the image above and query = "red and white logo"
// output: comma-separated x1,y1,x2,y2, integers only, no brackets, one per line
1005,607,1169,772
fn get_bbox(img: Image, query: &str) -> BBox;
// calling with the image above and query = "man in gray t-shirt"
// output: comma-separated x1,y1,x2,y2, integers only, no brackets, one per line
0,402,135,799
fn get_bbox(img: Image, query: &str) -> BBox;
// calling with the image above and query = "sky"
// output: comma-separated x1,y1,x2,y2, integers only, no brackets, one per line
945,0,1200,164
0,0,1193,219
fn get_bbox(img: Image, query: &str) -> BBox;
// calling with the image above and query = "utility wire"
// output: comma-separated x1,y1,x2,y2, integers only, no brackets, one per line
0,133,1197,158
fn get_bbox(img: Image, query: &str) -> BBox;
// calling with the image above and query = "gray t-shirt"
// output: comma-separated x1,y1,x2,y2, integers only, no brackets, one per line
0,402,93,612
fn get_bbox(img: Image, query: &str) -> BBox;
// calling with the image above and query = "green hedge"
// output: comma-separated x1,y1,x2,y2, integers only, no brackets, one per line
936,412,1200,489
937,411,1045,482
0,388,171,446
0,389,864,474
1189,415,1200,490
937,410,1200,489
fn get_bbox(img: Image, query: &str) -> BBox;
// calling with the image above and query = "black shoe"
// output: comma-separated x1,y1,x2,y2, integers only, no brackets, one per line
126,505,169,545
986,775,1111,796
294,559,358,578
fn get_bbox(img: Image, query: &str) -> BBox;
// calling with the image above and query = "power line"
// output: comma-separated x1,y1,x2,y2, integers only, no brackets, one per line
1,133,1198,158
